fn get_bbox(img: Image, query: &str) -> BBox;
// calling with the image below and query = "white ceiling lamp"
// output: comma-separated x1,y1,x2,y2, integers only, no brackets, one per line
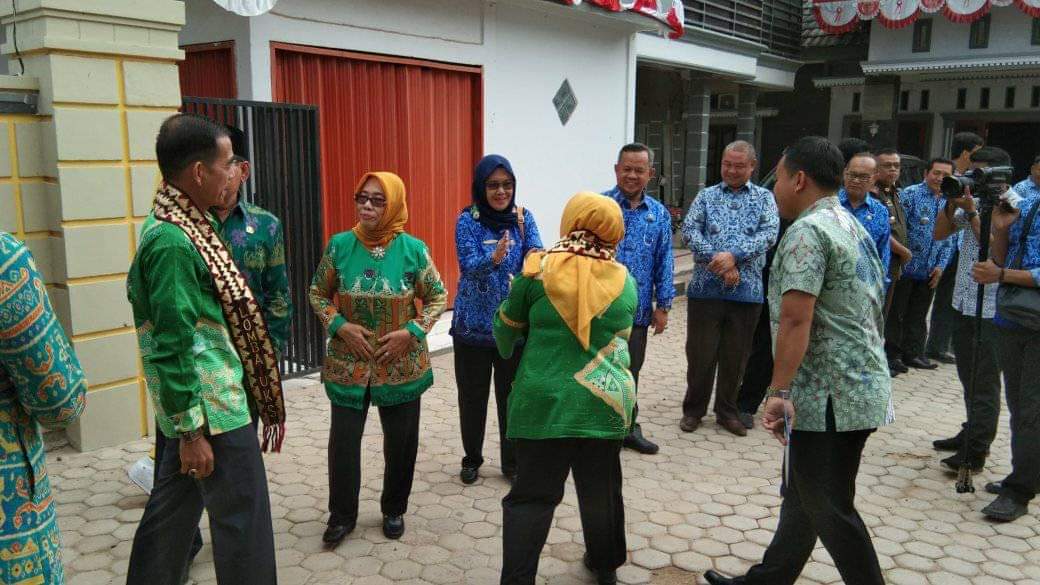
211,0,278,17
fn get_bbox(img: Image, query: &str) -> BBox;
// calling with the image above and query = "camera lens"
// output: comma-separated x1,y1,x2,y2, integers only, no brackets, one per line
940,175,970,200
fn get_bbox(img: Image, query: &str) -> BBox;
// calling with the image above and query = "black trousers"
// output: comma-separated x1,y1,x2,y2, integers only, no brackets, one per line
627,325,649,431
949,314,1002,460
454,339,522,473
127,425,276,585
997,328,1040,504
927,252,958,355
885,278,935,360
501,439,626,585
737,305,773,415
327,396,421,525
683,299,762,422
154,428,204,560
740,404,882,585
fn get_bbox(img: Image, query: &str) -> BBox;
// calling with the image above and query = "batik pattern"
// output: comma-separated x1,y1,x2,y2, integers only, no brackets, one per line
450,208,541,347
681,181,779,303
899,182,956,281
309,231,447,409
152,184,285,451
216,201,292,354
0,231,86,585
769,197,893,432
603,187,675,327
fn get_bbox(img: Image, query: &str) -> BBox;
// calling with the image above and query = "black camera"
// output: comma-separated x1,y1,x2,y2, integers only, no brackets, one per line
940,166,1014,200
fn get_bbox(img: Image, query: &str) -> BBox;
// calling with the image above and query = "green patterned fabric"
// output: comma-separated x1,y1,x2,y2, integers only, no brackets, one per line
308,231,447,410
769,196,894,432
215,201,292,354
128,215,253,438
493,272,638,440
0,231,86,585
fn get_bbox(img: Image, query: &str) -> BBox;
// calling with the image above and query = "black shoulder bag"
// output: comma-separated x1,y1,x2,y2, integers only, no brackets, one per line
996,201,1040,330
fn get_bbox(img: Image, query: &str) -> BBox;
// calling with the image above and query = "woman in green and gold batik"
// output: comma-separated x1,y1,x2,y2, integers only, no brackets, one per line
309,171,447,548
496,192,637,585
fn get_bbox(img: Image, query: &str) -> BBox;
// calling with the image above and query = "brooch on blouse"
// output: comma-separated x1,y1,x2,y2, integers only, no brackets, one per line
370,246,386,261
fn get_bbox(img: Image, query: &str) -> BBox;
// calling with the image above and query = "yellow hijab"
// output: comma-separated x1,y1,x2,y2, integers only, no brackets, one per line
352,171,408,248
522,191,627,350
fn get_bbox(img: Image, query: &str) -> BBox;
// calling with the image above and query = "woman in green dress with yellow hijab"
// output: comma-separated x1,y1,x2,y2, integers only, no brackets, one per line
309,171,447,547
496,192,637,585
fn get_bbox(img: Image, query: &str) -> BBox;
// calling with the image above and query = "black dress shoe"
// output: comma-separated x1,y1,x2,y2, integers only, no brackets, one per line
985,481,1004,495
982,494,1029,522
680,416,700,432
904,356,938,370
941,454,984,473
322,521,355,547
460,466,479,485
583,553,617,585
927,351,956,364
382,514,405,539
889,358,909,373
738,412,755,430
704,569,739,585
932,435,963,451
622,425,659,455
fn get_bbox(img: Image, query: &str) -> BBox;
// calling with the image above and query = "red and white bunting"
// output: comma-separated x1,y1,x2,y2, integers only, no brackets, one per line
942,0,991,22
561,0,685,38
1014,0,1040,16
814,0,862,33
813,0,1037,32
878,0,921,27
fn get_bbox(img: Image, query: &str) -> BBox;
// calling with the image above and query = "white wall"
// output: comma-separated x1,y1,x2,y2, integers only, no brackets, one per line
868,6,1035,62
184,0,640,240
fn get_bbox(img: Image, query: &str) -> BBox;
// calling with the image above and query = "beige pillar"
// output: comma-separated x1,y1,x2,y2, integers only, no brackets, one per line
0,0,185,450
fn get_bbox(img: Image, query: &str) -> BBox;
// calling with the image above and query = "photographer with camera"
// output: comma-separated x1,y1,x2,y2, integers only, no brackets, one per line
885,159,957,372
930,147,1014,474
972,170,1040,522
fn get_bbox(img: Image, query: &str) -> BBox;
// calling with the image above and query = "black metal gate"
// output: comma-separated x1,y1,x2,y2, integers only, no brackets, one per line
182,97,324,378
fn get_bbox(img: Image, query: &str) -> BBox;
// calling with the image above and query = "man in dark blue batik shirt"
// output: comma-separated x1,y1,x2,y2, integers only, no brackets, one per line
603,143,674,455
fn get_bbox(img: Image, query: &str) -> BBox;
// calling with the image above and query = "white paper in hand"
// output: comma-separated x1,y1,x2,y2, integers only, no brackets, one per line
127,456,155,495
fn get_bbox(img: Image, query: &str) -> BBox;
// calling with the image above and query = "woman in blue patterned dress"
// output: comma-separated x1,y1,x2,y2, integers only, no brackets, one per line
0,231,86,584
451,155,542,485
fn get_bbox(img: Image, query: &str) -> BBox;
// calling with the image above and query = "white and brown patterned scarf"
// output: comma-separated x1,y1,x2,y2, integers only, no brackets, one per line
153,182,286,452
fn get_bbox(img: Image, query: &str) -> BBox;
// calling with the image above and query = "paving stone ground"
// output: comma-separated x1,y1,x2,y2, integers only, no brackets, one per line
56,297,1039,584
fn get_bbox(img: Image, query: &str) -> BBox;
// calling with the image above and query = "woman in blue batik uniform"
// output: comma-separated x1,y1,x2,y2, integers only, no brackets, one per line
451,155,542,485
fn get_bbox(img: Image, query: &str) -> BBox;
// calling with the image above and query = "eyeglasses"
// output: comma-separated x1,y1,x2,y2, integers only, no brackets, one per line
354,192,387,208
846,172,873,183
486,180,515,192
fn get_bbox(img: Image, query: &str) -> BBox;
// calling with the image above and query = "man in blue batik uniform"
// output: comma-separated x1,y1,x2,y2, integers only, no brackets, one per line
884,158,956,371
603,143,674,455
680,141,779,437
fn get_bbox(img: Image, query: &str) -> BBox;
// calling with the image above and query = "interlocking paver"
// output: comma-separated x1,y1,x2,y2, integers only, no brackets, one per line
47,297,1038,584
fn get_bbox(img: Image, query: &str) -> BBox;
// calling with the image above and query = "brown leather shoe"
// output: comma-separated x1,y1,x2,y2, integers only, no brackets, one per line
719,418,748,437
679,416,700,432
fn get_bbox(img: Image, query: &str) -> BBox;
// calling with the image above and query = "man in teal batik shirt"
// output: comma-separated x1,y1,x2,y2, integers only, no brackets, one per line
705,137,891,585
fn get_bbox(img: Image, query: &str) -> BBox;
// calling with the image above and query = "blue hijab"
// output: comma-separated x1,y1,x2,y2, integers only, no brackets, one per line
470,154,518,232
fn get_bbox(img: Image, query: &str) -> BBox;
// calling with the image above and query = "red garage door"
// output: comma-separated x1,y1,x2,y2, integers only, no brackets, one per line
272,42,483,305
179,41,237,99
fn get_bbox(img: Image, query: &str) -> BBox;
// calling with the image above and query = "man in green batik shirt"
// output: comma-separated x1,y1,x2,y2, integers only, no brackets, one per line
213,126,292,354
705,137,892,585
147,125,293,567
